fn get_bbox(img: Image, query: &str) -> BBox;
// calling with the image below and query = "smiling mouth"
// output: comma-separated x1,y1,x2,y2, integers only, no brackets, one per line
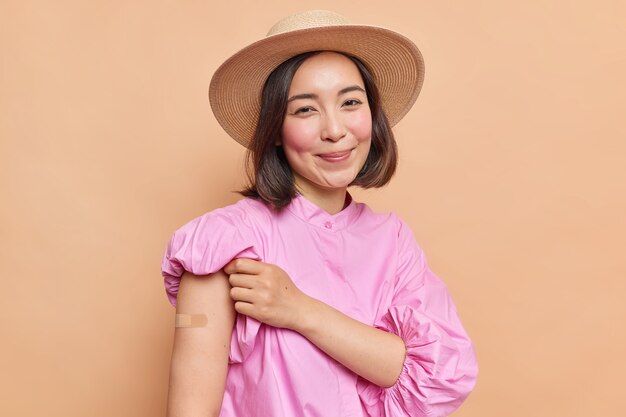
317,149,353,162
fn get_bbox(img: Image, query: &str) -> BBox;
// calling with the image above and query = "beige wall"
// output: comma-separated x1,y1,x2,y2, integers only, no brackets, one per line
1,1,625,416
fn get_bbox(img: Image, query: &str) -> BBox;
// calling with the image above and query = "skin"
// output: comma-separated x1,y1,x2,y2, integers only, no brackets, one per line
168,270,234,417
279,51,373,215
167,52,406,416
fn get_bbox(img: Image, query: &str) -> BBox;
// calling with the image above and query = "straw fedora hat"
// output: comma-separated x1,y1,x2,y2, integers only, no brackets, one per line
209,10,425,148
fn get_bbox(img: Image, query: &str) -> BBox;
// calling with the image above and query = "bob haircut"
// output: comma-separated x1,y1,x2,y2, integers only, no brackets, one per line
239,51,398,210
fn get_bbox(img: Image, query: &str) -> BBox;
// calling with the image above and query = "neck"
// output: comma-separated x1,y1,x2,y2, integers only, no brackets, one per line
296,184,348,215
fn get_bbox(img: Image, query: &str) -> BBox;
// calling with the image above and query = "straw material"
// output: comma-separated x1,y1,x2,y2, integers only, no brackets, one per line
209,10,425,148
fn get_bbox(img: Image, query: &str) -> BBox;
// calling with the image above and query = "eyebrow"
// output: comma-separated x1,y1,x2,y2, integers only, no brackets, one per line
287,85,366,103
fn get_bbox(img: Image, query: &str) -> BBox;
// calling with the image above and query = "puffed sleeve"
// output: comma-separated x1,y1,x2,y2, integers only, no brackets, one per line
357,217,478,417
160,200,264,363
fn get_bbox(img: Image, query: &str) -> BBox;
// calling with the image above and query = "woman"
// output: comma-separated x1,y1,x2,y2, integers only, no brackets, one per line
161,10,478,417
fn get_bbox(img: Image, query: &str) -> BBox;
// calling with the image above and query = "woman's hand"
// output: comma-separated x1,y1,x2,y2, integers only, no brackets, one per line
223,258,311,330
224,258,407,388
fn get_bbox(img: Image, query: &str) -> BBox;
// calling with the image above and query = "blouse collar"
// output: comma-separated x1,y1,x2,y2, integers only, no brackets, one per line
286,191,361,231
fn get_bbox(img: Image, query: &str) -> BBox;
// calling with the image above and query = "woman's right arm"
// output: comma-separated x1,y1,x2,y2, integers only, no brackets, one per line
166,270,236,417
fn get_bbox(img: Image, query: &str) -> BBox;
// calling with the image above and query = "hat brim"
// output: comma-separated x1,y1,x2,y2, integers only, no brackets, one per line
209,24,425,148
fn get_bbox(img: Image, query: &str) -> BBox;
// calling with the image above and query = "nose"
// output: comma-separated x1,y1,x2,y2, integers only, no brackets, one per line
321,110,347,142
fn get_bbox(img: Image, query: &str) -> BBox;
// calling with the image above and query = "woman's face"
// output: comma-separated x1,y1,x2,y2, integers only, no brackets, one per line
280,52,372,197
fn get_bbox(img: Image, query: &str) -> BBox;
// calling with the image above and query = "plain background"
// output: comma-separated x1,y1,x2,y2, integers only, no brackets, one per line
1,0,625,416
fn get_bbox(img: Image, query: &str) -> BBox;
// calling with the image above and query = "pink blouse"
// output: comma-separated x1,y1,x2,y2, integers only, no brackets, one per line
161,192,478,416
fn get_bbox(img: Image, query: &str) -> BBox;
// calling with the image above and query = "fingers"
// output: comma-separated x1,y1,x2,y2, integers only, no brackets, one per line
224,258,265,275
228,273,256,289
233,301,254,317
229,286,254,303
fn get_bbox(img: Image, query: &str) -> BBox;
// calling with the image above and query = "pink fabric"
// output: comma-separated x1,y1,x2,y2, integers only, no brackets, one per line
161,192,478,416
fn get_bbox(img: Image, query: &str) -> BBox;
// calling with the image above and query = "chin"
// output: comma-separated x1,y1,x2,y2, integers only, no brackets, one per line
322,177,358,189
297,169,361,192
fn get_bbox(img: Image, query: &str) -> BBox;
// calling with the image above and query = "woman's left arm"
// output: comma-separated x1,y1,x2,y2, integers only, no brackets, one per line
224,258,406,387
295,292,408,388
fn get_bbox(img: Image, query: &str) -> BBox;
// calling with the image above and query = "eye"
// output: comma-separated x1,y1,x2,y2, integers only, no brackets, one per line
343,99,362,107
294,106,316,115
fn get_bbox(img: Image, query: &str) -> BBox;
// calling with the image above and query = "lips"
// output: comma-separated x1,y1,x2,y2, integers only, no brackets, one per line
317,149,353,162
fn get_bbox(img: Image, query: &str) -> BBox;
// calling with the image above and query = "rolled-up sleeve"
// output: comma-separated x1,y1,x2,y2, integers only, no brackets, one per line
161,204,262,307
357,218,478,416
160,201,265,364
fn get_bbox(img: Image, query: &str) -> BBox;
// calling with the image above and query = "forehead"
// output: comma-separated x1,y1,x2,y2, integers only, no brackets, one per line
289,52,365,91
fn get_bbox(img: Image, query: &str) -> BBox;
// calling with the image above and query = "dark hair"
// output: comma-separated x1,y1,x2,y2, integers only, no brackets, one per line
239,51,398,210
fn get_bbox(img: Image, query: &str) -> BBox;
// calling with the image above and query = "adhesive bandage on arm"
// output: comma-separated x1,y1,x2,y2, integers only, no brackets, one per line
175,313,208,328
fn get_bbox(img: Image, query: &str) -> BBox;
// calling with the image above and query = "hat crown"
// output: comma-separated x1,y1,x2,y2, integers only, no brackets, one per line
267,10,350,36
210,10,424,147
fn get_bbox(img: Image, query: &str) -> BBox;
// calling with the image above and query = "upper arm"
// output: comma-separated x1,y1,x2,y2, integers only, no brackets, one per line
167,270,236,417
